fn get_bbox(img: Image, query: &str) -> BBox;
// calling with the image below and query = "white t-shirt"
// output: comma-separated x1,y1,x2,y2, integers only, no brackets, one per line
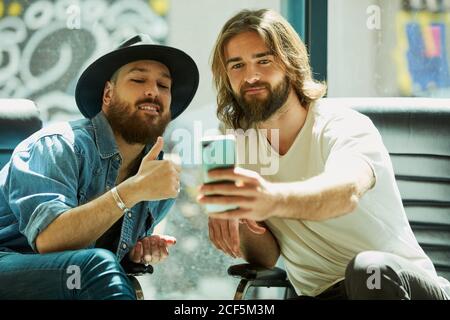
236,100,450,297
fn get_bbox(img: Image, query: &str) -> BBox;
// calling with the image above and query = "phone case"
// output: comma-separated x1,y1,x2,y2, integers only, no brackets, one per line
201,135,239,213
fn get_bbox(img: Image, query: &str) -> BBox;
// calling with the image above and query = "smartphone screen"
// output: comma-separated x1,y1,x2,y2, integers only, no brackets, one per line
201,135,238,213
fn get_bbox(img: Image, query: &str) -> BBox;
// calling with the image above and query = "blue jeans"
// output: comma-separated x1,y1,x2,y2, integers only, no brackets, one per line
0,248,136,300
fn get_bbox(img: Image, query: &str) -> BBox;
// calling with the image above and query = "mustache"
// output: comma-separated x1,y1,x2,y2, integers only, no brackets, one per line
241,81,270,91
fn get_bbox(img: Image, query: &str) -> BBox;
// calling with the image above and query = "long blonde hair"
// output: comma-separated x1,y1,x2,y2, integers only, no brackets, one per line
211,9,326,130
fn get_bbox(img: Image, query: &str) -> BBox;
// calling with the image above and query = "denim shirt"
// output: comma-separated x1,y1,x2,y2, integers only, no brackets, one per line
0,111,175,261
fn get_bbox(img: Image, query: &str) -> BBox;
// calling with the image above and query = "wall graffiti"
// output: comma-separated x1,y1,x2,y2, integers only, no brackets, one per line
0,0,169,123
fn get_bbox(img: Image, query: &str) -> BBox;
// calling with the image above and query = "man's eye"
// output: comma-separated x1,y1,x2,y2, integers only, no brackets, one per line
258,59,271,64
231,63,243,70
158,83,170,89
131,79,145,83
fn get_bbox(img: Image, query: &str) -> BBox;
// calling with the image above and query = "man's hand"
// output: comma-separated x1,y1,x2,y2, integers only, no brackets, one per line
197,167,283,221
208,217,266,258
122,137,181,207
128,234,177,265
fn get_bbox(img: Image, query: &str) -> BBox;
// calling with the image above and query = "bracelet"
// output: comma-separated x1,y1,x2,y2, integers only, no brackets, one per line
111,186,129,212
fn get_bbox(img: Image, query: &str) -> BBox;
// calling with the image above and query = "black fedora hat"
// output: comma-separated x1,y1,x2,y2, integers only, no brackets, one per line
75,34,199,120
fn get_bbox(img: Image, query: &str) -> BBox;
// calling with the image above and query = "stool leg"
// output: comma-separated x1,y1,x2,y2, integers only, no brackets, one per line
128,276,145,300
234,279,251,300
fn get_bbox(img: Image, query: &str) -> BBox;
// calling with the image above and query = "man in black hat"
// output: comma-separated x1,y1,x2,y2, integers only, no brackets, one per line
0,34,199,299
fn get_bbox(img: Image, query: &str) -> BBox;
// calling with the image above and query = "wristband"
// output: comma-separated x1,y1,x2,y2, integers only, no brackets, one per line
111,186,129,212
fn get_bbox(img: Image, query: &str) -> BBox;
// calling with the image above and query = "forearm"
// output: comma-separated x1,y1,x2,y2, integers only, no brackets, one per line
274,172,370,221
35,181,139,253
239,222,280,268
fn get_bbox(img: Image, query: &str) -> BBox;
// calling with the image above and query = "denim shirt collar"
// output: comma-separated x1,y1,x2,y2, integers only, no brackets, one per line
90,111,163,160
91,111,120,159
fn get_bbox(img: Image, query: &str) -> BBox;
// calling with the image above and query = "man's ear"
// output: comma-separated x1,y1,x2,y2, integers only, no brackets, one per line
102,81,114,107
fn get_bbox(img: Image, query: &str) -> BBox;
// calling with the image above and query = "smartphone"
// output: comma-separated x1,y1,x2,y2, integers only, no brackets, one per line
201,134,238,213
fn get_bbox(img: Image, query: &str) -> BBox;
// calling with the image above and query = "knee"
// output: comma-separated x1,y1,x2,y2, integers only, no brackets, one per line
345,251,396,299
71,249,135,300
73,248,122,277
80,248,120,269
346,251,389,277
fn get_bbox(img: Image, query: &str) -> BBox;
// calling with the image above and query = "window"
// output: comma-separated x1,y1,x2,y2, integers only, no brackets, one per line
326,0,450,98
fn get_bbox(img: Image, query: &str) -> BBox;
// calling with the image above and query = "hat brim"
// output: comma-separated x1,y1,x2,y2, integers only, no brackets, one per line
75,44,199,120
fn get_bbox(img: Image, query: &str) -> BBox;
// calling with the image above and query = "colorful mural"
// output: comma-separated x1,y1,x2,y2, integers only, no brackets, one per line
0,0,169,123
394,0,450,96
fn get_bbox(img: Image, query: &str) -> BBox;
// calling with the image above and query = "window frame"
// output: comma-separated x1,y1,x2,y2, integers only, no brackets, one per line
282,0,328,82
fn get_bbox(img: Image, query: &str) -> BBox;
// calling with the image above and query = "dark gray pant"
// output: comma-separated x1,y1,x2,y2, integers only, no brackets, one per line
314,251,448,300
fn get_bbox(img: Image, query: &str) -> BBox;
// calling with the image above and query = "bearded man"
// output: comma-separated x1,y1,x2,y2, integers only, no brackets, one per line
198,9,449,300
0,34,199,299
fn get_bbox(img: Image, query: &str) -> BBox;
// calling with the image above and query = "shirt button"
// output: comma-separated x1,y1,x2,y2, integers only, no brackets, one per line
127,212,132,218
122,243,127,249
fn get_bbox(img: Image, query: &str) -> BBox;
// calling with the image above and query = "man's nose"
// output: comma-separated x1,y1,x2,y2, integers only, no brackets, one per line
144,81,158,97
244,68,261,84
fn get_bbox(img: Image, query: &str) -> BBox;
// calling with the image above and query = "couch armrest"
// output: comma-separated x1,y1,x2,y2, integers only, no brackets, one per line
0,99,43,169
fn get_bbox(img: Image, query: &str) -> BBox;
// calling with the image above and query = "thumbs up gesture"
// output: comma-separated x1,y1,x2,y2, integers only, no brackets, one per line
124,137,181,204
144,136,165,161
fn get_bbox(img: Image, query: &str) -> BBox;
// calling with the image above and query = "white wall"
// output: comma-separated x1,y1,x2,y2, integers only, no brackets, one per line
328,0,403,97
167,0,281,111
328,0,379,97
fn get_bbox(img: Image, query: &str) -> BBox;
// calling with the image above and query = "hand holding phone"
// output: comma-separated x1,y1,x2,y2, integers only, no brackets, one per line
201,135,238,213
